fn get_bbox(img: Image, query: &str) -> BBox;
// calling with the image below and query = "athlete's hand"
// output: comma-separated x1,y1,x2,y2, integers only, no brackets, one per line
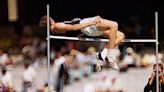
95,15,101,19
150,72,156,79
93,17,101,25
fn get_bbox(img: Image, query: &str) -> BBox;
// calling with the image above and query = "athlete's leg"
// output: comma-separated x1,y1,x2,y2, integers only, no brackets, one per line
107,22,118,48
98,30,125,69
106,26,119,70
99,30,125,60
102,30,125,47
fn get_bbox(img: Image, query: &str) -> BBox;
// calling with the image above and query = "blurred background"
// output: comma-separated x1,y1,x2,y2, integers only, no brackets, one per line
0,0,164,92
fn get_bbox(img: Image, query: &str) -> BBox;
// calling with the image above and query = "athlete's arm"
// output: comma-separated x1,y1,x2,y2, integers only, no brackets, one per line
51,22,94,34
39,15,100,34
61,22,95,30
52,19,100,34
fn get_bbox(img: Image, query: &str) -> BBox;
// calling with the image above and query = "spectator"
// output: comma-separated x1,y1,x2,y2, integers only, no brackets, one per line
0,49,13,66
22,63,36,92
86,47,98,72
50,47,56,63
53,51,66,91
122,47,140,67
144,63,164,92
69,49,86,81
56,56,70,92
141,53,151,67
1,67,13,91
0,81,6,92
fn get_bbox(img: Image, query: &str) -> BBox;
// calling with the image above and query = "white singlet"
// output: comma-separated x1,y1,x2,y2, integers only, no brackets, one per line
80,17,102,37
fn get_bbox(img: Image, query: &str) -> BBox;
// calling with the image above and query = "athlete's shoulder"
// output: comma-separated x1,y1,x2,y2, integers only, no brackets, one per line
55,22,66,28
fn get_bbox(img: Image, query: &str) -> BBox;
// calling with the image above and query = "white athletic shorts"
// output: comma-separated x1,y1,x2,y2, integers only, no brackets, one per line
80,17,102,37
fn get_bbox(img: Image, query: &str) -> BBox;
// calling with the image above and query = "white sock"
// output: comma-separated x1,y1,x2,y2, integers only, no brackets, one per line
101,48,108,60
108,48,117,62
108,48,119,55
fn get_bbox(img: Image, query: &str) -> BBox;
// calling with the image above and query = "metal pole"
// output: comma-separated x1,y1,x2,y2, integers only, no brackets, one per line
47,4,51,92
49,35,157,42
155,12,159,92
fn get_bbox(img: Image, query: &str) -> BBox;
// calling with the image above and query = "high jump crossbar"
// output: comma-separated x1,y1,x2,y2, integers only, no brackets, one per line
49,35,157,43
46,5,159,92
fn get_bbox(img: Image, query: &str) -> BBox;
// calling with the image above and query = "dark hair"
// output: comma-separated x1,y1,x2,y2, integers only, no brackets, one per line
1,67,7,75
153,63,163,71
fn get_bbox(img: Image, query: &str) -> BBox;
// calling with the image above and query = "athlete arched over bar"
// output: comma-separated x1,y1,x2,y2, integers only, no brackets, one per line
39,15,125,70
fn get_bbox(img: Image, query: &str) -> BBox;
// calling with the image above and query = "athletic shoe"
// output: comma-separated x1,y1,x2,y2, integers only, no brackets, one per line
107,54,119,70
96,52,105,65
95,52,105,71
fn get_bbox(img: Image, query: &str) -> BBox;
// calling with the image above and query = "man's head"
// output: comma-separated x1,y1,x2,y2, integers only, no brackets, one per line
126,47,134,55
39,16,56,28
24,63,30,69
87,47,96,54
153,63,163,73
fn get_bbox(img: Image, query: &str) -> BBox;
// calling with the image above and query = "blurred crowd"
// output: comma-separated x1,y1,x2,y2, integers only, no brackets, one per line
0,31,163,92
0,15,164,92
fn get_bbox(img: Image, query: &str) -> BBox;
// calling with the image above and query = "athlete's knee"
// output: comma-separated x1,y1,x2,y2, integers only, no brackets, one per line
118,31,125,42
111,21,118,31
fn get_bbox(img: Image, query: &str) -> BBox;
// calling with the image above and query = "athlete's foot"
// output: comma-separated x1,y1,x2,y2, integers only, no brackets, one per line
96,52,105,71
109,62,119,70
96,52,105,65
64,18,81,24
73,18,81,21
96,63,102,71
107,54,119,70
